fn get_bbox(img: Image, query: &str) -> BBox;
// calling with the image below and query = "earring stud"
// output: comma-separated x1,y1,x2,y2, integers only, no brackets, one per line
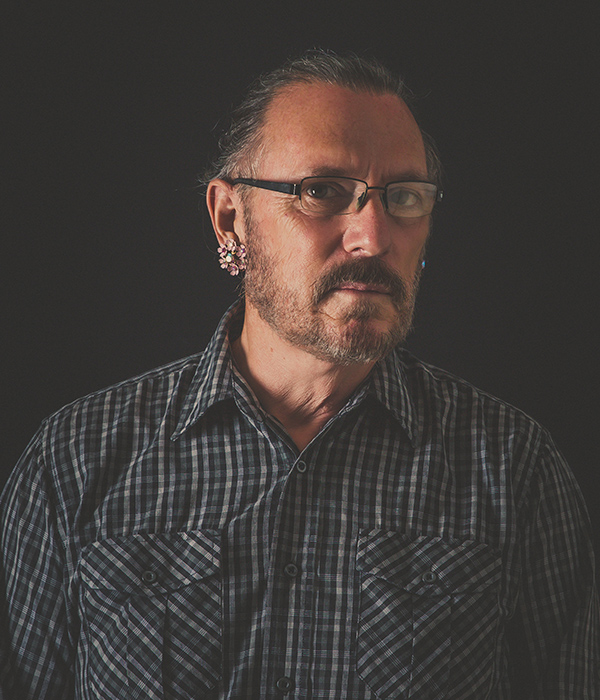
218,239,247,276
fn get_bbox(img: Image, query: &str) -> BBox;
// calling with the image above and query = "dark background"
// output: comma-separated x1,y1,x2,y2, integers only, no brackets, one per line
3,3,598,545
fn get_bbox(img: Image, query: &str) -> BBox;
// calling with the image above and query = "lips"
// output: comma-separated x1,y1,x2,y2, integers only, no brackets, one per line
335,282,390,294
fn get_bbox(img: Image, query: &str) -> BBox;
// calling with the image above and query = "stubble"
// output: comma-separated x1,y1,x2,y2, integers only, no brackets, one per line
241,207,422,365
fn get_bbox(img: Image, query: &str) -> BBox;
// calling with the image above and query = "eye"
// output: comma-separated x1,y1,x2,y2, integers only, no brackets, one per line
304,179,348,200
300,178,356,215
385,182,438,218
387,186,422,208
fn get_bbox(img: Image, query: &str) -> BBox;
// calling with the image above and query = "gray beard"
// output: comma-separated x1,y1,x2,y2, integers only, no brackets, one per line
242,210,421,365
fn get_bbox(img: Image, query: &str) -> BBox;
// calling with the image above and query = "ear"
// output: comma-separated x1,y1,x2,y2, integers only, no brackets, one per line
206,179,247,246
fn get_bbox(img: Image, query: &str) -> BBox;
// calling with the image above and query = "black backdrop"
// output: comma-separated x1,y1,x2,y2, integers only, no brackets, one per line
3,3,599,547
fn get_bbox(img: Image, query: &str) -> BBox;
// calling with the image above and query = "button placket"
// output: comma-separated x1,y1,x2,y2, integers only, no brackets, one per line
265,448,315,698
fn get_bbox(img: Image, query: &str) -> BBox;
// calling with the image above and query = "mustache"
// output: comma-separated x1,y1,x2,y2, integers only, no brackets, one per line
312,257,410,306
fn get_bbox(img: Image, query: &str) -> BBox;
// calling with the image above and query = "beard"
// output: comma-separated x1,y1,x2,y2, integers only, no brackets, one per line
241,208,422,365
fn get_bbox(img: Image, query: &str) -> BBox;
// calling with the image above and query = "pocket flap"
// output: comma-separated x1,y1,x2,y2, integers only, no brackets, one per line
80,530,221,594
357,530,501,595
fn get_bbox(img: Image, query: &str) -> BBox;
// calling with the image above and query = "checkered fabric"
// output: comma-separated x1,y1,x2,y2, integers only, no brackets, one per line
1,302,598,699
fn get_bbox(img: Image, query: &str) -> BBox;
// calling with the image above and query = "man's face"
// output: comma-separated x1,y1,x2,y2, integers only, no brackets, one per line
238,82,431,365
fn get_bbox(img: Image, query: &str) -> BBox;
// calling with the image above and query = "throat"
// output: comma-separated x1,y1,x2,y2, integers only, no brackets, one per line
272,409,336,452
230,307,375,451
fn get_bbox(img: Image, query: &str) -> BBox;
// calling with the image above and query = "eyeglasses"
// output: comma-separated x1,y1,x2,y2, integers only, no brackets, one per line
232,176,442,218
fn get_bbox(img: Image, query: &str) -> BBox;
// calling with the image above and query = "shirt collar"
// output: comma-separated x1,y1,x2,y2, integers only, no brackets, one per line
366,347,419,445
171,300,418,445
171,301,243,440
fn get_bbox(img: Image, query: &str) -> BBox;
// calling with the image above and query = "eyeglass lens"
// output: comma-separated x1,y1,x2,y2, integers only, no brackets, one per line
300,177,437,218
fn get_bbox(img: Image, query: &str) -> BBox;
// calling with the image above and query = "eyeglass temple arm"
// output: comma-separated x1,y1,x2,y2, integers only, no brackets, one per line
232,178,300,196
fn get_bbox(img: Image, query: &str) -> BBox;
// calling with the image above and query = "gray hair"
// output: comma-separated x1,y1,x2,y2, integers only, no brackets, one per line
202,49,442,186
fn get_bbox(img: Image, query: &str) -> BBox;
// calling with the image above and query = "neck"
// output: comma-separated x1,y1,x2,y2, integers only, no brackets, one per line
231,304,375,451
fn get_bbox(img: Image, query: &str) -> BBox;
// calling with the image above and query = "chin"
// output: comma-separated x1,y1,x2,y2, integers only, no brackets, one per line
311,310,411,366
353,310,397,329
317,327,402,365
336,297,398,328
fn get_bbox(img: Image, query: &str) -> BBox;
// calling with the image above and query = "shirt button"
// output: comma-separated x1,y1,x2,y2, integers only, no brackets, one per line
284,563,300,578
296,460,307,473
276,676,294,693
141,570,158,585
422,570,437,583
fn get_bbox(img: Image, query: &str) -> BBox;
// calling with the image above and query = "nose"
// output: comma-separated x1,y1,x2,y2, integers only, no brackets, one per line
342,190,393,257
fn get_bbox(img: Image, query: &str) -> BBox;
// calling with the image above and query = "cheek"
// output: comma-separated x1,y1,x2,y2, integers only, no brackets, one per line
246,220,313,289
394,221,429,263
265,214,334,272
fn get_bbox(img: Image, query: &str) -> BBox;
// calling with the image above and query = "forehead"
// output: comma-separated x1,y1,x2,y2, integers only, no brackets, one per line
257,82,427,179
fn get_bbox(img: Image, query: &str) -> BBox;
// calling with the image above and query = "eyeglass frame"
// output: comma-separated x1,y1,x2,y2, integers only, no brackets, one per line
231,176,443,218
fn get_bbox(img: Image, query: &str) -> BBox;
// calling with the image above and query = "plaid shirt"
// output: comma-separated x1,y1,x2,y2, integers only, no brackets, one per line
1,302,598,699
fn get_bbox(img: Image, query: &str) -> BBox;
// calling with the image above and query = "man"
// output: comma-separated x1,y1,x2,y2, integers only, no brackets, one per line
1,50,597,699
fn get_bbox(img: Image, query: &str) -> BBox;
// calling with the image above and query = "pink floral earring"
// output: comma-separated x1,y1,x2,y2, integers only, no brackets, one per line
218,239,247,276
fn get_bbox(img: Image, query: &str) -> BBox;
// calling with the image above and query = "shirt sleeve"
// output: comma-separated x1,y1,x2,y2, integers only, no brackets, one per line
517,433,600,697
0,426,75,700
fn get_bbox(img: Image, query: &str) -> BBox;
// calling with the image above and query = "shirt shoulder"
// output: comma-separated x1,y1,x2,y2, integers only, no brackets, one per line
393,347,549,449
6,353,204,491
45,352,204,431
397,347,538,414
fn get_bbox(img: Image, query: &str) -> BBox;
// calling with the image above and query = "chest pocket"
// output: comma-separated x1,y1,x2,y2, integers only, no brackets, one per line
356,531,502,700
79,530,221,700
